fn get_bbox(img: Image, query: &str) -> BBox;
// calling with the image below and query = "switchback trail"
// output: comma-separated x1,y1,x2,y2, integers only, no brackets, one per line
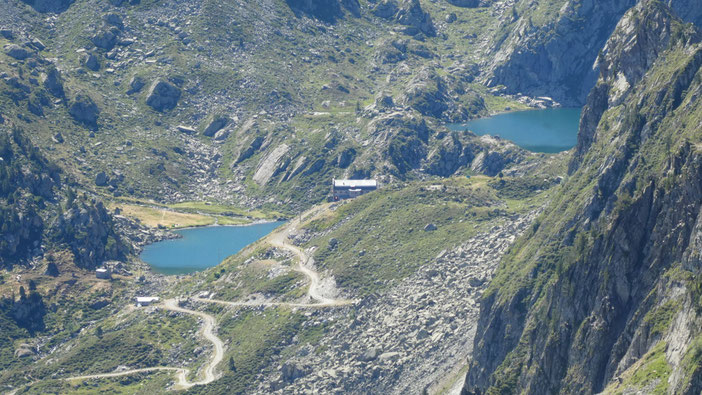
61,298,223,390
54,204,352,391
197,203,354,308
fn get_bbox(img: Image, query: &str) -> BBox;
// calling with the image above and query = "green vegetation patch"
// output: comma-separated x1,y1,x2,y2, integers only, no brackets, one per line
189,307,306,394
34,309,200,378
604,341,672,395
643,299,681,338
307,176,548,295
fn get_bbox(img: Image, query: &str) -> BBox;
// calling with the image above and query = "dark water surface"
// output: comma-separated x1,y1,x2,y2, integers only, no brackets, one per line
140,222,285,275
447,108,582,153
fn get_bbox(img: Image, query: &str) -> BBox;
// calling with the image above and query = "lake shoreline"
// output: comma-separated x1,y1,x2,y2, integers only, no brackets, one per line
139,221,286,275
446,107,582,154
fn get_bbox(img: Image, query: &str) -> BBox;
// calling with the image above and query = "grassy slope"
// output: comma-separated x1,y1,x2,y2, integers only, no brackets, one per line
303,174,559,296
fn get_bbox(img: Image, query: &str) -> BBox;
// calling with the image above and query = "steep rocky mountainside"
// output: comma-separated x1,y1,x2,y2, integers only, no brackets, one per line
484,0,702,105
0,123,132,381
0,125,128,269
0,0,545,210
464,2,702,394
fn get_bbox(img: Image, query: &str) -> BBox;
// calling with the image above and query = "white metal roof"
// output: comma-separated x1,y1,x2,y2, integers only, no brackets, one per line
136,297,160,303
333,179,377,188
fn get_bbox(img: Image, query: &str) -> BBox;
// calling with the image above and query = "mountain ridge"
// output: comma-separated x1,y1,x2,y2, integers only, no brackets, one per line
463,1,702,393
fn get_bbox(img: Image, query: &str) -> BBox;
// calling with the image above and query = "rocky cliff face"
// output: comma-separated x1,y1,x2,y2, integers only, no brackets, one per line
0,126,128,268
486,0,702,105
464,2,702,394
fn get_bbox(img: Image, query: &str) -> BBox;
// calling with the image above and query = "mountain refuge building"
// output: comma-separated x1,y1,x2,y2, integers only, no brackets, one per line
135,297,160,307
95,268,111,280
331,179,378,200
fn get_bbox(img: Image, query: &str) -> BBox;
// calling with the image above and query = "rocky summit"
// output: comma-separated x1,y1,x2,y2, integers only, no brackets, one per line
0,0,701,394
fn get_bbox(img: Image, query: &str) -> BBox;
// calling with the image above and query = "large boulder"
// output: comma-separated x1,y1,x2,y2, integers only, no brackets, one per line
145,80,181,112
21,0,73,13
43,66,64,98
103,13,124,29
91,27,121,51
446,0,482,7
126,75,145,94
95,171,108,186
285,0,360,22
202,116,230,137
4,44,31,60
82,52,100,71
68,94,100,127
0,29,14,40
395,0,435,37
372,0,398,19
374,0,435,36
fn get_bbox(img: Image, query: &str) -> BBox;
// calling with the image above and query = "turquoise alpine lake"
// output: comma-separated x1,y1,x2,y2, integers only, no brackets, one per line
447,108,582,153
140,222,285,275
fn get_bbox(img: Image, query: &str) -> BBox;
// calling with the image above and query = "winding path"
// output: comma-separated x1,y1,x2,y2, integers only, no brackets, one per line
62,298,223,390
197,205,354,308
57,204,352,390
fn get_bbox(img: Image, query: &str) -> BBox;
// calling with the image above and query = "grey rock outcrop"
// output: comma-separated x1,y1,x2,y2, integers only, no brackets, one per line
400,67,484,121
21,0,73,13
373,0,435,37
395,0,435,36
425,132,476,177
82,52,100,71
202,116,230,137
569,0,692,172
95,171,108,187
253,144,290,185
126,76,145,94
145,79,181,112
4,44,31,60
485,0,702,105
68,94,100,127
235,135,266,164
446,0,482,7
91,27,121,51
43,66,64,98
285,0,360,22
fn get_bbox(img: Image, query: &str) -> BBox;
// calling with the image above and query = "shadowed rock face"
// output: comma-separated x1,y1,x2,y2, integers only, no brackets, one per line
285,0,360,22
21,0,74,13
446,0,482,7
373,0,436,37
68,94,100,128
145,80,181,112
486,0,702,105
464,2,702,394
